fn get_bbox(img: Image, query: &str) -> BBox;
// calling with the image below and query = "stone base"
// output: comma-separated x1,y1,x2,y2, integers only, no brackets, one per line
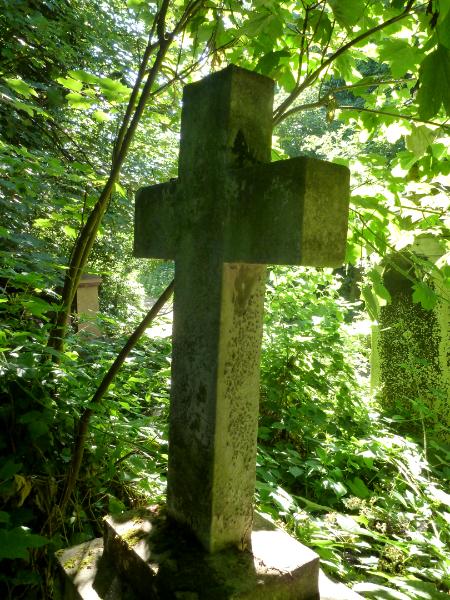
55,537,138,600
56,507,362,600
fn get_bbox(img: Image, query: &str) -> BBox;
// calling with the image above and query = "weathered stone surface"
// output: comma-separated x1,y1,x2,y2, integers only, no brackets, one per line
103,508,320,599
133,65,350,554
371,234,450,442
226,157,349,267
135,159,349,268
75,275,102,336
57,510,364,600
55,537,138,600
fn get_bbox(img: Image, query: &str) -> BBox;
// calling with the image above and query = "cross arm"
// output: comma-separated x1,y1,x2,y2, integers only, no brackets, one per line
225,157,350,267
134,180,178,260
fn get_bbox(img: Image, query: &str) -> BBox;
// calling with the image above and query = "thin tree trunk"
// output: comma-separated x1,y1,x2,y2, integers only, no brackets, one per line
52,280,174,528
47,0,204,355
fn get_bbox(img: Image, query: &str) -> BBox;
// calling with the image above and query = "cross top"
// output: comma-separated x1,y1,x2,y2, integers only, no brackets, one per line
135,65,350,553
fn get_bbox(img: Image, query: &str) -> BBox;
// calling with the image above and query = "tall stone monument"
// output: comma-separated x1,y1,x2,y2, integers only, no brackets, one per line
57,65,353,600
134,65,350,556
371,235,450,443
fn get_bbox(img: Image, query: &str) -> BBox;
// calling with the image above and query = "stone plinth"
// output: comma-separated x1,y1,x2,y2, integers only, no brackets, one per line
75,275,102,336
371,235,450,443
103,508,319,599
55,537,136,600
56,508,364,600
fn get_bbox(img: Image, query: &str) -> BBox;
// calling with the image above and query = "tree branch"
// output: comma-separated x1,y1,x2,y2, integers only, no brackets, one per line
338,105,450,129
275,78,412,119
47,1,206,355
54,280,174,523
273,0,418,125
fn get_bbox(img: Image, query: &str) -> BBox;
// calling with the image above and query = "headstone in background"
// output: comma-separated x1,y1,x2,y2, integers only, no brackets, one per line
371,235,449,443
75,274,102,336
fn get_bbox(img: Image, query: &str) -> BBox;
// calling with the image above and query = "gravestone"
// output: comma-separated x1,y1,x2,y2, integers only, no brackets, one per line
75,274,102,336
56,65,355,600
134,64,350,554
371,235,450,443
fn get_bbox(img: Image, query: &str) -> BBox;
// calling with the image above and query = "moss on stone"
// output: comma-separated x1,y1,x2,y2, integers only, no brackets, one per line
374,254,449,443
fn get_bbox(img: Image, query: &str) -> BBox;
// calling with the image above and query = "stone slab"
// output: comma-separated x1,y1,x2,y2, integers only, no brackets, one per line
56,530,363,600
55,537,138,600
75,275,102,336
371,234,450,443
102,508,319,599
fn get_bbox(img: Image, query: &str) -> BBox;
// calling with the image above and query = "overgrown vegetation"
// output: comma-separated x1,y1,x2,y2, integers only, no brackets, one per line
257,268,450,599
1,0,449,598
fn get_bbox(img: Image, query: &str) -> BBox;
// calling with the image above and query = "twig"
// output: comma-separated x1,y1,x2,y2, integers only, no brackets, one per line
338,105,449,129
274,0,418,125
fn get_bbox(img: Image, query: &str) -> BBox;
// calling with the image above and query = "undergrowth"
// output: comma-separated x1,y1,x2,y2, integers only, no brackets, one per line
1,265,449,599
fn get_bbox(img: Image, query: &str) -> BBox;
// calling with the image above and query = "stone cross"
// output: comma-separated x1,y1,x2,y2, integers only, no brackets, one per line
134,65,350,554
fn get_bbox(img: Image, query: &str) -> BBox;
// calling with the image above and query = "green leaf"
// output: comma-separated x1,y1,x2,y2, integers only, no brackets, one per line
335,514,368,534
330,480,347,497
417,44,450,119
63,225,77,239
371,269,391,304
308,10,333,44
437,10,450,50
347,477,370,499
243,13,271,37
93,109,110,122
127,0,153,7
68,69,99,84
22,298,53,317
34,218,53,229
97,77,130,102
412,282,438,309
333,52,357,82
362,285,380,320
279,67,296,93
56,77,83,92
379,39,422,78
289,466,304,478
114,182,126,197
4,77,38,99
108,494,126,513
0,528,48,560
66,92,94,109
0,461,23,480
406,125,436,157
256,49,290,76
392,577,450,599
329,0,365,30
11,100,35,117
270,486,294,511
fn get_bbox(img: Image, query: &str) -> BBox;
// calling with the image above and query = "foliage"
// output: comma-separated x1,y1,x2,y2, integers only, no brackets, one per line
256,267,450,599
1,0,450,597
0,284,172,596
137,260,175,299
